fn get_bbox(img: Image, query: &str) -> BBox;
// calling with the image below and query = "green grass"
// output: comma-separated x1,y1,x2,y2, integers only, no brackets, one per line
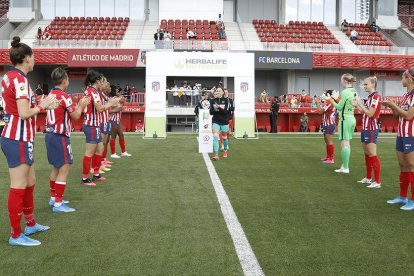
0,133,413,275
215,133,414,275
0,133,242,275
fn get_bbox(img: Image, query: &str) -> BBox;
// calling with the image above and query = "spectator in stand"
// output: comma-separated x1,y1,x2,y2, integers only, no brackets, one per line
172,83,179,106
260,89,269,103
42,26,52,40
300,112,309,132
34,84,43,96
124,84,131,102
219,24,226,39
282,94,288,104
36,27,42,40
186,28,197,39
217,14,223,25
185,82,193,106
311,95,318,108
130,85,137,104
341,19,349,31
350,29,358,42
370,20,380,32
163,30,172,48
290,95,298,107
301,89,308,103
193,83,201,106
135,119,144,133
154,28,164,41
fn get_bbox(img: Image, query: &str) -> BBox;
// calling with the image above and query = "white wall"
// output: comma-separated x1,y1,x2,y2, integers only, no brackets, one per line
236,0,278,23
158,0,223,21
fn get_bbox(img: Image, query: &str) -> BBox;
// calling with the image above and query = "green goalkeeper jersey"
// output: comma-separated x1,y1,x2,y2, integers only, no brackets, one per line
331,88,357,119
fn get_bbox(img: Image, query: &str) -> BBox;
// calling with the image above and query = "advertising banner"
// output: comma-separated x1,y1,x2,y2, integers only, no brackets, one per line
252,51,313,70
68,49,140,67
198,109,213,153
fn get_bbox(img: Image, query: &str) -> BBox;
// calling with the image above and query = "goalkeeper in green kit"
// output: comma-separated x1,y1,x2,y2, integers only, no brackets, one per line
324,73,357,174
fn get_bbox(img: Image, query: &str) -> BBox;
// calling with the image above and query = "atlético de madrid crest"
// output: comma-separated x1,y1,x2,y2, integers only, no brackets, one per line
240,82,248,92
152,81,160,92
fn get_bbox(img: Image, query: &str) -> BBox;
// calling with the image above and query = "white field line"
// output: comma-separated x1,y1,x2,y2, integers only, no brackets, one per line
202,153,265,276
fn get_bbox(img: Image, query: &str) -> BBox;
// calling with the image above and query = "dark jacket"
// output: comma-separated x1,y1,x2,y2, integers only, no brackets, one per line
210,97,230,125
154,32,164,40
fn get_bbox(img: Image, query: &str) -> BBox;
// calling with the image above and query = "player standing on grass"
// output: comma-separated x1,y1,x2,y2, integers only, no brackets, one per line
316,90,337,164
97,77,112,171
81,71,120,186
1,36,59,246
383,69,414,210
210,87,230,161
220,88,234,151
109,87,131,158
351,76,382,188
325,73,357,174
46,67,90,212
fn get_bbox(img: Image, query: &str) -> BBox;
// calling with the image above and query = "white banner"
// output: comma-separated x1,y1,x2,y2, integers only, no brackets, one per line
198,109,213,153
145,76,166,117
234,76,255,118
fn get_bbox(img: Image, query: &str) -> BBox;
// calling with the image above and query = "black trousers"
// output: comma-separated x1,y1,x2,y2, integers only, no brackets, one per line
270,113,278,133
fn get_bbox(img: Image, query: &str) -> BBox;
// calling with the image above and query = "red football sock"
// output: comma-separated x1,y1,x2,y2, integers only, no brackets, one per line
23,185,36,227
400,172,410,198
82,155,92,178
49,179,56,197
370,156,381,183
110,139,116,154
227,131,230,140
102,148,108,160
8,188,25,238
92,154,102,174
219,133,223,145
410,172,414,200
55,182,66,204
329,144,335,159
365,154,372,179
119,138,126,153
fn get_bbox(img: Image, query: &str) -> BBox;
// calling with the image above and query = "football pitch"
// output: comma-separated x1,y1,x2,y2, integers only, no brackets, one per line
0,132,413,275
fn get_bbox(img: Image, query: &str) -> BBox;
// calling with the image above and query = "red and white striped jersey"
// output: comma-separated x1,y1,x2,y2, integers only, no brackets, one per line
322,102,337,127
1,68,37,142
110,109,121,123
46,88,76,137
362,92,382,131
99,92,109,124
83,87,101,126
398,90,414,137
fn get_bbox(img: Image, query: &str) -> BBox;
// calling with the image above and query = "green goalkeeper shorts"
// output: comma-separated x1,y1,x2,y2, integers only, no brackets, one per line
338,117,356,141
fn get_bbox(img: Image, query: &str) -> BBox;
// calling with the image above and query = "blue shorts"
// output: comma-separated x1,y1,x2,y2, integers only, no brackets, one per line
1,137,34,168
396,136,414,153
110,120,120,127
83,125,102,144
212,123,229,133
45,133,73,168
361,130,379,144
101,121,112,135
322,124,336,135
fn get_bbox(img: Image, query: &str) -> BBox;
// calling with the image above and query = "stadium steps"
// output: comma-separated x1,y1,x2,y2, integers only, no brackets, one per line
327,26,360,53
402,27,414,40
223,21,245,51
139,21,159,49
120,20,145,48
384,28,414,47
21,20,50,45
239,22,263,50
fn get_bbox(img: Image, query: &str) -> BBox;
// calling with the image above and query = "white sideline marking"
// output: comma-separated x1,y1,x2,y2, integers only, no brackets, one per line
202,153,265,276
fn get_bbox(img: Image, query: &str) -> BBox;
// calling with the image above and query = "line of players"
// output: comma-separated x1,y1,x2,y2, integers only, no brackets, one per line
317,72,414,211
0,37,131,247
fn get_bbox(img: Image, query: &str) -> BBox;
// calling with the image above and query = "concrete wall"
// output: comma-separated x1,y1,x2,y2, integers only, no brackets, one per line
0,22,17,40
236,0,278,23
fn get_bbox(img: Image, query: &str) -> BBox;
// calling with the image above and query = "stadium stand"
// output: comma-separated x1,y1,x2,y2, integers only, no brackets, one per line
0,0,9,18
159,19,227,50
343,24,392,47
253,20,340,50
39,16,129,47
398,0,414,29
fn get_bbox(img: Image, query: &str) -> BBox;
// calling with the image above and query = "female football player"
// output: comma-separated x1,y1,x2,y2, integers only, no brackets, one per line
316,90,337,164
210,87,231,160
109,87,131,158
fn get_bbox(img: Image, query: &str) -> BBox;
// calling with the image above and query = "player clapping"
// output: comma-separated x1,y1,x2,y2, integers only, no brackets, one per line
317,90,337,164
46,67,90,212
